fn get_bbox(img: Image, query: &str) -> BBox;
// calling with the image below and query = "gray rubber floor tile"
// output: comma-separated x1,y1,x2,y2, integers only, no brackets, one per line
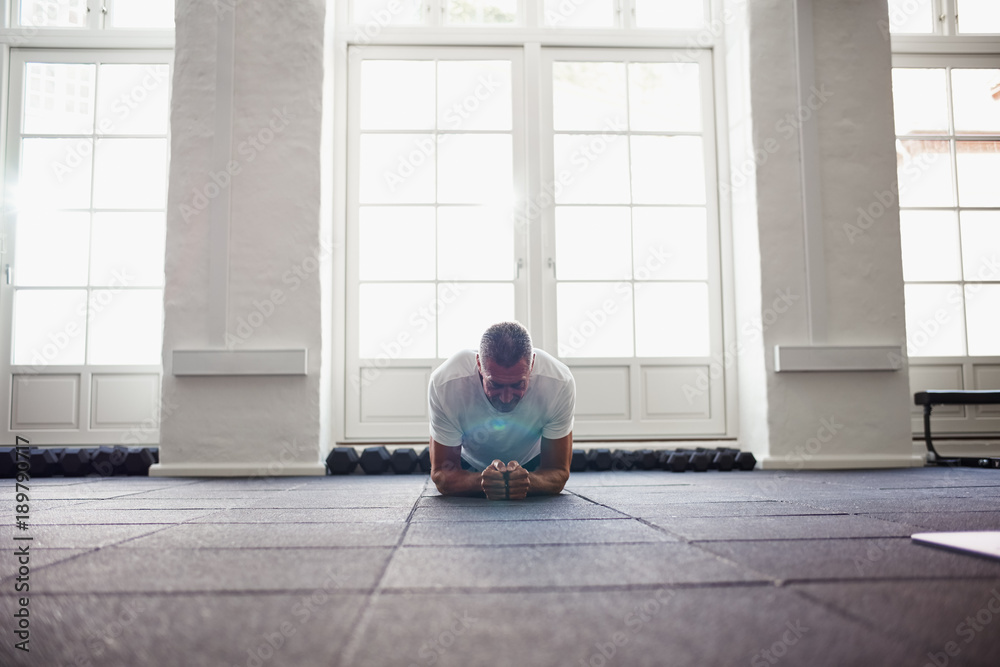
403,518,675,546
381,542,762,590
187,507,412,523
245,492,420,509
633,500,836,518
698,537,1000,581
645,514,917,541
70,498,258,510
121,522,406,549
342,586,910,667
0,523,169,549
800,496,1000,513
411,495,627,522
0,592,367,667
793,579,1000,665
31,546,392,593
864,512,1000,532
29,508,221,524
0,548,92,582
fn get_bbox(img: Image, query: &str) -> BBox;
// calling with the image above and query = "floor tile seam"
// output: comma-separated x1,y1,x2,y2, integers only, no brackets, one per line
357,580,780,595
80,545,402,551
334,476,429,666
637,513,854,519
398,540,677,548
0,546,102,585
779,575,1000,585
683,535,917,543
563,490,637,519
409,517,635,523
0,587,378,597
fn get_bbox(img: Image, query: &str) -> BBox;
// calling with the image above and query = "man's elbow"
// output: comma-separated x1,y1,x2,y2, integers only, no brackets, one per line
431,470,457,496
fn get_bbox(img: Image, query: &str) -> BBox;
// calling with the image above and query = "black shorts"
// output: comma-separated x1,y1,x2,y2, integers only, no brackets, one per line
461,455,541,472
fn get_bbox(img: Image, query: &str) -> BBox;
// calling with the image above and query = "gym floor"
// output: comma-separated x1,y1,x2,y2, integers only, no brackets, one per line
2,467,1000,666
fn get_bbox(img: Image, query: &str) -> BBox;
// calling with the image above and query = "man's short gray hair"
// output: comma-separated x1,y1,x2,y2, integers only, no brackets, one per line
479,322,533,368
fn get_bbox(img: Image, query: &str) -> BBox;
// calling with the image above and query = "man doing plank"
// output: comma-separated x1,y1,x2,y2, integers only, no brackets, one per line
428,321,576,500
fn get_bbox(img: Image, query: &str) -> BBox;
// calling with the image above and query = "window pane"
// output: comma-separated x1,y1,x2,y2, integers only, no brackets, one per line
552,62,627,132
87,289,163,364
358,283,436,358
437,283,514,358
635,282,710,357
19,138,94,210
956,141,1000,207
93,138,168,209
23,63,96,135
632,207,707,281
553,134,630,204
957,0,1000,33
110,0,174,29
14,212,90,286
360,61,435,131
557,282,634,357
897,140,954,207
629,62,701,132
885,0,935,34
891,69,948,135
899,211,961,281
960,211,1000,282
359,134,437,204
359,207,436,281
20,0,87,27
352,0,423,26
965,285,1000,355
13,289,88,366
635,0,705,30
903,283,966,356
437,134,513,204
437,61,512,131
544,0,615,28
95,64,171,135
438,206,514,280
555,206,632,280
90,213,166,287
446,0,516,25
631,136,705,205
952,70,1000,133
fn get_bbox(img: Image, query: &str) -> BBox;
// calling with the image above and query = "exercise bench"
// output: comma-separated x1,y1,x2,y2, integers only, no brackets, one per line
914,390,1000,467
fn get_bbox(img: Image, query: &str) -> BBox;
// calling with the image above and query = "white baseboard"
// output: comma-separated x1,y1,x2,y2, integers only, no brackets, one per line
148,462,327,477
757,453,926,470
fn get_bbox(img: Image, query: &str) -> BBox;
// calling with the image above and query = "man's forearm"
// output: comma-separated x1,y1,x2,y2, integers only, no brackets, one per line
527,467,569,496
431,468,485,497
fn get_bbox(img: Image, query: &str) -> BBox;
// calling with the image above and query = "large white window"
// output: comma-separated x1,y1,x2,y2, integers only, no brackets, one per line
889,0,1000,437
1,1,173,445
339,1,726,442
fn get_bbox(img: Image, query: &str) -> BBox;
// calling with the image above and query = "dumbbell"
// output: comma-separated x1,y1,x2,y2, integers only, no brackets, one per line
611,449,635,471
326,447,359,475
570,449,588,472
91,446,128,477
1,447,17,478
30,448,62,477
634,449,658,470
417,447,432,473
664,451,689,473
389,448,418,474
124,448,157,475
713,450,736,471
688,451,711,472
359,446,391,474
60,448,93,477
587,448,612,471
735,451,757,471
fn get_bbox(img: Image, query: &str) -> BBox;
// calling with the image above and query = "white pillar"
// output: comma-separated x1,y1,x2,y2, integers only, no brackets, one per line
151,0,329,476
723,0,919,469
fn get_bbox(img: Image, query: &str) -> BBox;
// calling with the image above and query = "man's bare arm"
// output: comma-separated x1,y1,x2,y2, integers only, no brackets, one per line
429,438,493,497
514,432,572,497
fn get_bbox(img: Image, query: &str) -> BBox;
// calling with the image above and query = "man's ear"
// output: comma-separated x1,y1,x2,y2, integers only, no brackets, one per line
476,354,482,372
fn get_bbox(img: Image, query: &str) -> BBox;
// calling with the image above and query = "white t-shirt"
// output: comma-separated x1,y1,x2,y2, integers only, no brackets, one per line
428,348,576,471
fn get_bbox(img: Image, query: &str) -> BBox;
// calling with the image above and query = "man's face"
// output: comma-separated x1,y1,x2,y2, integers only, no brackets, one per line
477,355,534,413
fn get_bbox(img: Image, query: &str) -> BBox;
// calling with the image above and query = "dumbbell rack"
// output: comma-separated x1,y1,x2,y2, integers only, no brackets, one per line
326,446,757,475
